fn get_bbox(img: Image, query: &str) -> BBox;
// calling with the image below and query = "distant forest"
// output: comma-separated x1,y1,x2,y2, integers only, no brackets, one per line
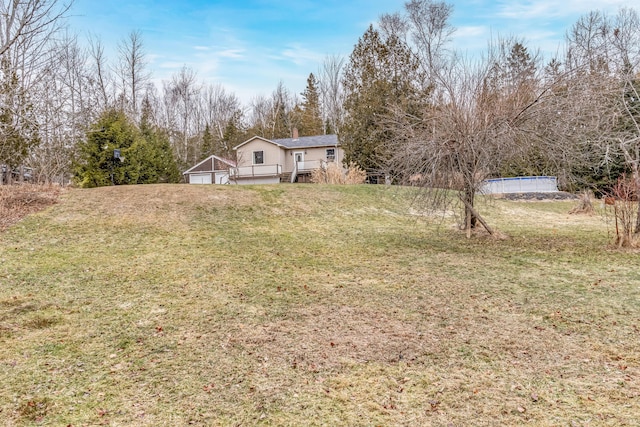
0,0,639,201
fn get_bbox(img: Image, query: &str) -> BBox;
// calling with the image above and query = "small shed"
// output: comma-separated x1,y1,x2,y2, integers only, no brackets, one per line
183,155,236,185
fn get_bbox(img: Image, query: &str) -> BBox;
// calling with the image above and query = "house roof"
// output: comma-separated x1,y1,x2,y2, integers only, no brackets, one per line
273,134,339,149
233,134,339,151
183,154,236,174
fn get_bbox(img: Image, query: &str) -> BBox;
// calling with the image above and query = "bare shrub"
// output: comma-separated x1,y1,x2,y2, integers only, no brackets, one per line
569,190,595,215
312,162,366,185
604,176,639,248
344,163,367,184
311,162,342,184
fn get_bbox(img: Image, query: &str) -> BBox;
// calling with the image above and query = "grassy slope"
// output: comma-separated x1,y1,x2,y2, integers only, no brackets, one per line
0,184,638,426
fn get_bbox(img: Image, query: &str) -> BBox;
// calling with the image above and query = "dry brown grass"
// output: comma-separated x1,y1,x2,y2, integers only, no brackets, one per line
0,184,638,426
0,184,61,231
312,162,367,184
569,190,596,215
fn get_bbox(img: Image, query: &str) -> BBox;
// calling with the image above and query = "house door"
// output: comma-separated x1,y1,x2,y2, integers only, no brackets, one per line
294,152,304,169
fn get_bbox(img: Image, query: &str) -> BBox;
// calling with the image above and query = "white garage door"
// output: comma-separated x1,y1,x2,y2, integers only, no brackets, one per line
189,173,212,184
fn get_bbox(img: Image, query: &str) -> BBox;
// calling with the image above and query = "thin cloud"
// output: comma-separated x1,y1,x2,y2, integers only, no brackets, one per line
158,61,186,70
217,49,245,59
279,44,325,66
146,53,163,65
496,0,633,19
496,1,555,19
456,25,488,38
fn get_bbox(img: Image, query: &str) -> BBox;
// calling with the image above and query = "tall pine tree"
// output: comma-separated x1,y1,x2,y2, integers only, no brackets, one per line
200,123,214,159
299,73,323,136
139,98,181,183
341,25,423,173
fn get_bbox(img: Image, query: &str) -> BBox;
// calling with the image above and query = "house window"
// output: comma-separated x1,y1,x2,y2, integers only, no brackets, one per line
253,151,264,165
326,148,336,162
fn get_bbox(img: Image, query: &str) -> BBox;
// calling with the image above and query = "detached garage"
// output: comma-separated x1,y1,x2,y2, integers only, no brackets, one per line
183,155,236,185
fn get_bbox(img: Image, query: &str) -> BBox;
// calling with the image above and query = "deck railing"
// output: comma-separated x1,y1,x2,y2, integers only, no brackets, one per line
296,160,323,172
229,161,327,182
229,164,282,179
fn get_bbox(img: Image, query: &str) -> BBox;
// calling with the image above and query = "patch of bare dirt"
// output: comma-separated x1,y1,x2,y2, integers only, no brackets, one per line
235,305,439,371
0,185,62,231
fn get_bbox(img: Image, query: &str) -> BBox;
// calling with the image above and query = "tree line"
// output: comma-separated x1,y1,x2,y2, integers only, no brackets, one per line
0,0,343,187
1,0,639,239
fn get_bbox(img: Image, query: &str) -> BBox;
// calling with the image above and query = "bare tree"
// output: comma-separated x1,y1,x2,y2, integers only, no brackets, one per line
0,0,72,58
561,8,640,238
379,12,409,41
247,94,272,137
610,10,640,234
386,38,549,237
162,66,201,167
115,30,150,120
318,54,345,134
405,0,455,87
27,32,92,184
202,83,241,139
87,34,114,113
0,0,72,184
566,11,612,73
245,82,296,139
199,83,243,157
610,8,640,71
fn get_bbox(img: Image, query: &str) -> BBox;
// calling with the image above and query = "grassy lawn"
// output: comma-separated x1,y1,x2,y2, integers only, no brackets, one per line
1,184,638,426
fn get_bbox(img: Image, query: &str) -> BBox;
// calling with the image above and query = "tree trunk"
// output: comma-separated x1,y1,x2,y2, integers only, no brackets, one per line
635,174,640,235
466,206,472,239
459,192,495,236
463,186,478,234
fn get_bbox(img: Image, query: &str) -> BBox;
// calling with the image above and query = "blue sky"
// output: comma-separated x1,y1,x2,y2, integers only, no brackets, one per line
68,0,637,104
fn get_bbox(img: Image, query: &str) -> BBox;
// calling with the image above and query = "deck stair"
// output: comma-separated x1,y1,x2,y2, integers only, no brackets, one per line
280,172,292,183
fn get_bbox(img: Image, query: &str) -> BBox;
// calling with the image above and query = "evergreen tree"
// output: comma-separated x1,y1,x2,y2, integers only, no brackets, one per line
621,77,640,135
74,109,137,187
271,83,291,139
139,101,181,183
341,25,423,173
620,76,640,231
219,110,245,159
506,42,536,91
74,108,180,187
143,127,181,183
490,42,549,178
299,73,323,136
200,123,214,159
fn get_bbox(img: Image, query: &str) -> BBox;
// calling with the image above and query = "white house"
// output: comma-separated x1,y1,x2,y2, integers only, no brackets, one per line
229,131,343,185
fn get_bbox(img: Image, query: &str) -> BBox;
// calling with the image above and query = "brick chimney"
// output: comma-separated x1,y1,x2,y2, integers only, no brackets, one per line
292,127,299,139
